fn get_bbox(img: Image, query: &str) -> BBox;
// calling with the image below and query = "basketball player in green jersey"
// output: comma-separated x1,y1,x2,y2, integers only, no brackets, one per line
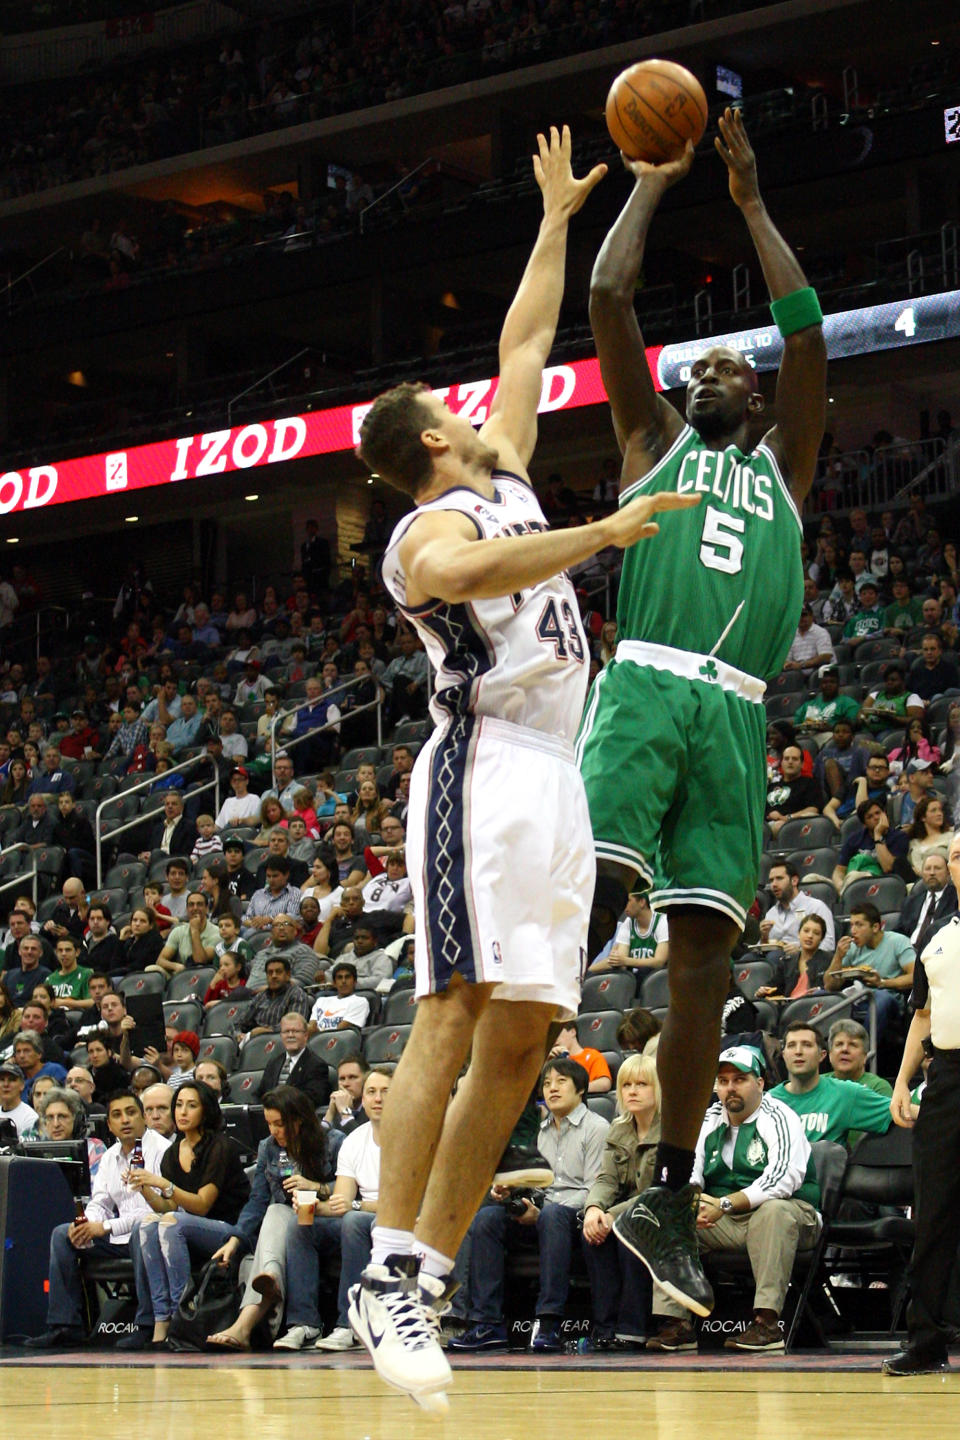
577,107,826,1316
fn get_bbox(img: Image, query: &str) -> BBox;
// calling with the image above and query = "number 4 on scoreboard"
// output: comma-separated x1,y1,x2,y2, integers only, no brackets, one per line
895,306,917,340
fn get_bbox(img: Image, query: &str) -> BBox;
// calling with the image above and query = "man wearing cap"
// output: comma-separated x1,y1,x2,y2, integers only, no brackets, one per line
222,835,258,902
0,1061,39,1136
640,1047,820,1354
885,833,960,1374
859,665,923,737
793,666,860,744
234,659,271,706
215,766,261,831
897,758,935,830
782,607,835,675
842,580,884,651
908,634,960,704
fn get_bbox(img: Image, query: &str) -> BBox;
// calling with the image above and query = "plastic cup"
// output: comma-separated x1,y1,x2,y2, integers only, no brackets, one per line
295,1189,317,1225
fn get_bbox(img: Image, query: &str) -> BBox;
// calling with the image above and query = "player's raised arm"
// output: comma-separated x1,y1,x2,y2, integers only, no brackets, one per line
480,125,606,474
589,146,692,465
715,107,826,505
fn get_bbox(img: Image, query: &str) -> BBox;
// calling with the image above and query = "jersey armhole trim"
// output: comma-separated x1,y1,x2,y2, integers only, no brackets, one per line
755,442,803,532
619,425,692,506
384,508,484,618
494,467,535,492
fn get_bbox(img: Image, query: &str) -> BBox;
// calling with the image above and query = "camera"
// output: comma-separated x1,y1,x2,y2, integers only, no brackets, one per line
504,1188,546,1217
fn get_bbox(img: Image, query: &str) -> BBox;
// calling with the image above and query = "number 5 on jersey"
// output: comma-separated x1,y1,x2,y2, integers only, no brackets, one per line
699,504,745,575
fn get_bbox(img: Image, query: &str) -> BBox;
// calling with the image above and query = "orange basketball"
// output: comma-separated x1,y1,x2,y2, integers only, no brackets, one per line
605,59,708,163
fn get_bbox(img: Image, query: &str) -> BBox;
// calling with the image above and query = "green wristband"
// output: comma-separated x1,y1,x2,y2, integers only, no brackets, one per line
770,287,823,338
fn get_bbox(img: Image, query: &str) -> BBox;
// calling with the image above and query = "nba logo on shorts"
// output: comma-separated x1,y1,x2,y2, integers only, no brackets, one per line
491,941,503,967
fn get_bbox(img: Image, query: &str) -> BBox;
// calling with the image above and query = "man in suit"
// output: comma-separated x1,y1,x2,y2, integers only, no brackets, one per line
258,1012,331,1107
895,854,957,953
138,791,197,863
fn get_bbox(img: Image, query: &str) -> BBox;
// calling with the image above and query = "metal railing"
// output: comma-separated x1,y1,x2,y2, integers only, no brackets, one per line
809,437,954,516
269,673,384,790
359,161,432,235
227,348,311,426
94,753,220,888
2,604,72,665
0,842,37,906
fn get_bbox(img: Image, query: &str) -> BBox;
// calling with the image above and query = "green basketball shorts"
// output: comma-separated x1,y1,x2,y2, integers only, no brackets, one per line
575,640,768,929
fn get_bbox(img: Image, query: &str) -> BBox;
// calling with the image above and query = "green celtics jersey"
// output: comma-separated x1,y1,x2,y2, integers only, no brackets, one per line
617,425,803,681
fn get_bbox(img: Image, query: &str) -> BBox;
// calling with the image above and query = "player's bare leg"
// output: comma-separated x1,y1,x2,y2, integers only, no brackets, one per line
614,905,737,1316
375,974,493,1236
350,980,554,1411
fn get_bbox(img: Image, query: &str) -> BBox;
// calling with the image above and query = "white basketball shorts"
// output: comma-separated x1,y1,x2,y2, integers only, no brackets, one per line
405,712,595,1017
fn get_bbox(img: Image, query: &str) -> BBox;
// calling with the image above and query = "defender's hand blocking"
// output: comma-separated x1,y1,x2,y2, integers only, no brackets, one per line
533,124,607,218
604,490,700,550
715,107,761,210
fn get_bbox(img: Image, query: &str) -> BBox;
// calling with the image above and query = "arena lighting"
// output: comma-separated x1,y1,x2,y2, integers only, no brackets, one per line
0,288,957,520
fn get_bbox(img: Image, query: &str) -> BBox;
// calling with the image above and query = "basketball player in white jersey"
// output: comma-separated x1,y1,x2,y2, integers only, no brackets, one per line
346,126,698,1411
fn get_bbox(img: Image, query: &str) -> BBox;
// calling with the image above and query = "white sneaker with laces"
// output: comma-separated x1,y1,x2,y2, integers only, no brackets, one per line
348,1257,452,1409
273,1324,319,1350
314,1326,357,1351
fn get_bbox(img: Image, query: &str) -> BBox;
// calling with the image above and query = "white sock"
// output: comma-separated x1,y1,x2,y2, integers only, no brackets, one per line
415,1241,455,1281
371,1226,416,1267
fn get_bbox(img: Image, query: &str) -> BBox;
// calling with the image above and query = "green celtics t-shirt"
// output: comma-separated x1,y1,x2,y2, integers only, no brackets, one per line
49,965,92,1001
616,425,803,681
794,693,861,728
770,1074,892,1145
883,598,923,631
842,607,883,639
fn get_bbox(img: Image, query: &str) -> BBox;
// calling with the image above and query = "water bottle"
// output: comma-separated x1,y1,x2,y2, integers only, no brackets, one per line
278,1147,295,1184
74,1196,93,1248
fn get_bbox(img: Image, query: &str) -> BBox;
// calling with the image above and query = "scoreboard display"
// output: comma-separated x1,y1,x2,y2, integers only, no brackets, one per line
656,290,960,390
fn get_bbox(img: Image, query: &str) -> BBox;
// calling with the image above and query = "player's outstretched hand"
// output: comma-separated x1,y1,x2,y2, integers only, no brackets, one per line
715,106,760,210
533,124,607,217
621,138,694,189
603,490,700,550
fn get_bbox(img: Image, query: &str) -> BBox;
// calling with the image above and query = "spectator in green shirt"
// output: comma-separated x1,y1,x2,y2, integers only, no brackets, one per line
842,580,884,650
827,1019,893,1097
793,666,860,743
48,936,95,1012
858,664,923,736
771,1021,892,1145
883,578,923,638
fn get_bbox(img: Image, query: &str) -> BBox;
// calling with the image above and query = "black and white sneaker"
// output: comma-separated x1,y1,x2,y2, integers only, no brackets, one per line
348,1255,453,1413
613,1184,714,1317
493,1145,554,1189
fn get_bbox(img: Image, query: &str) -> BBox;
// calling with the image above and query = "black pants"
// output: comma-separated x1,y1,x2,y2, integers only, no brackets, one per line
907,1047,960,1353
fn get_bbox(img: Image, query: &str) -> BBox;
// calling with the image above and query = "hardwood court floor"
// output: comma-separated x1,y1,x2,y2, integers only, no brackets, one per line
2,1351,958,1439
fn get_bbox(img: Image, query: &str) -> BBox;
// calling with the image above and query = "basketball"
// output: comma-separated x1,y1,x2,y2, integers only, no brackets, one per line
605,59,708,164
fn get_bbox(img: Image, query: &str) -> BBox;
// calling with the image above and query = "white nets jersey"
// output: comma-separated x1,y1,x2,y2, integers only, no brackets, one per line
380,471,589,745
